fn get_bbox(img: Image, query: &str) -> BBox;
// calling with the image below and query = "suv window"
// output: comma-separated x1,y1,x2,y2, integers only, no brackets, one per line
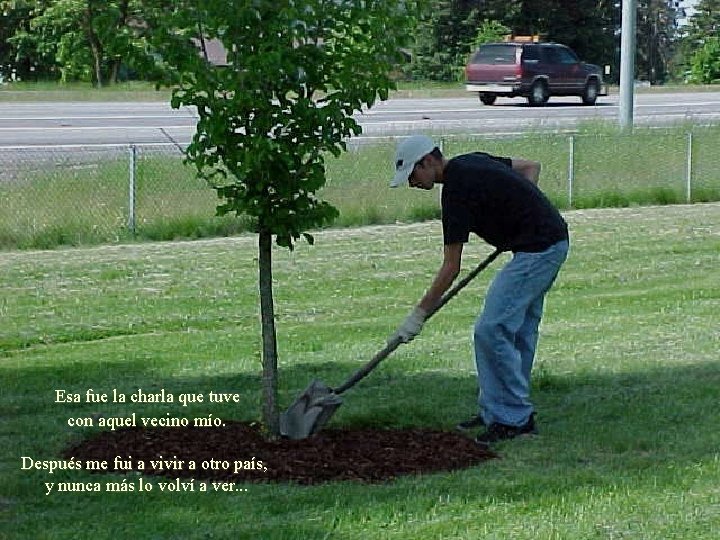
551,46,579,64
521,45,540,63
470,44,517,65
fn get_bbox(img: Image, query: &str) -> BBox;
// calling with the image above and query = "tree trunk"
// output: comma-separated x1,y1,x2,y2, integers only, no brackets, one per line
82,1,104,87
258,229,280,437
111,0,130,84
110,60,120,84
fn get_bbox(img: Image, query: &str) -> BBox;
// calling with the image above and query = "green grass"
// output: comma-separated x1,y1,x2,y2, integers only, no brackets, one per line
0,81,171,101
2,203,720,539
2,80,718,101
0,149,248,249
2,125,719,250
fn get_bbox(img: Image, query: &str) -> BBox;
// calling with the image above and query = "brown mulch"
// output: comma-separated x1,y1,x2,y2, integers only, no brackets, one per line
63,421,497,485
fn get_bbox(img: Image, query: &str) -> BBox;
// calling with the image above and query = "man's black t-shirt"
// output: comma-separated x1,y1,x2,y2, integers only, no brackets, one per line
441,152,568,252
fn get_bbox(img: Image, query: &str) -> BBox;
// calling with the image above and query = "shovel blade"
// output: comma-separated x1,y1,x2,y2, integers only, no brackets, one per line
279,379,343,440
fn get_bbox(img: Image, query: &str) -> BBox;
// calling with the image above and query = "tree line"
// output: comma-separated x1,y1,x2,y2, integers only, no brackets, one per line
1,0,719,86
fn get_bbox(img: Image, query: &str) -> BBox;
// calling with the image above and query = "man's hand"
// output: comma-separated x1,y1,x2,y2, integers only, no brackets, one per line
390,307,428,344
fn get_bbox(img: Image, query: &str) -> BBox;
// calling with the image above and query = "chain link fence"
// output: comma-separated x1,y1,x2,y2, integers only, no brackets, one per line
0,143,244,249
2,129,719,250
440,128,720,209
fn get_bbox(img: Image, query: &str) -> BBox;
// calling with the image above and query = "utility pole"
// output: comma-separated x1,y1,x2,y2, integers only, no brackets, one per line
619,0,637,129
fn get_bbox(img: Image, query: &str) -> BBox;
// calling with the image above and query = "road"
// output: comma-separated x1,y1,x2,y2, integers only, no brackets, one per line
1,91,719,147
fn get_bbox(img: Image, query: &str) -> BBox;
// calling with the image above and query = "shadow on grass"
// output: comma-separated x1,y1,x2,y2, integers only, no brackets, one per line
8,354,719,453
5,355,719,537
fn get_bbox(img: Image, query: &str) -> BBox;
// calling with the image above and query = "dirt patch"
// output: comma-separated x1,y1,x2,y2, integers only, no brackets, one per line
63,421,497,485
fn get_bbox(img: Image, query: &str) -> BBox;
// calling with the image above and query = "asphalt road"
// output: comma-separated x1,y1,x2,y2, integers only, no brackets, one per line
1,91,719,147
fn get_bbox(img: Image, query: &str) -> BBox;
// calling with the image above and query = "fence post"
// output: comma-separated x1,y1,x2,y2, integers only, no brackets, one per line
567,135,575,208
685,132,693,204
128,144,137,235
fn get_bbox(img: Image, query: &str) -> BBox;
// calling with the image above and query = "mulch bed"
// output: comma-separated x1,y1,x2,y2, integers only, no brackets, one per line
63,421,497,485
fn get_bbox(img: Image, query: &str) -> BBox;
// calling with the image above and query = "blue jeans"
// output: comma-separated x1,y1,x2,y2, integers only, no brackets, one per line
474,240,569,427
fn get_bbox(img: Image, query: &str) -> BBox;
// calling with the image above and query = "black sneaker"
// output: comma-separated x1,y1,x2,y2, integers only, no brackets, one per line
456,414,485,431
475,413,537,446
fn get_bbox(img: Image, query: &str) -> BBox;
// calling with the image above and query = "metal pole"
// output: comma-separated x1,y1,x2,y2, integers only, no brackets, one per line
686,132,693,204
128,144,136,235
568,135,575,208
619,0,637,130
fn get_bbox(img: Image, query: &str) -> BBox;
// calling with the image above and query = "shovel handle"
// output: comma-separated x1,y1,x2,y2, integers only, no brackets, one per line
333,248,502,395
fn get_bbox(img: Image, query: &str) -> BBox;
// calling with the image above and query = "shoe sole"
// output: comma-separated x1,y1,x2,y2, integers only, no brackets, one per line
475,431,538,446
456,424,482,432
455,418,485,432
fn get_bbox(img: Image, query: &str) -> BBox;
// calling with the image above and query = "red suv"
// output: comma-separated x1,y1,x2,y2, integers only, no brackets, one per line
465,42,607,106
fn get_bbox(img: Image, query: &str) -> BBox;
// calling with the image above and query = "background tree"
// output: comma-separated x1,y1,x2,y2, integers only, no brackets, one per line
468,19,511,50
10,0,158,86
677,0,720,79
407,0,618,82
682,0,720,58
682,0,720,46
545,0,617,78
688,35,720,82
148,0,419,436
6,0,719,87
406,0,487,81
635,0,678,84
0,0,43,81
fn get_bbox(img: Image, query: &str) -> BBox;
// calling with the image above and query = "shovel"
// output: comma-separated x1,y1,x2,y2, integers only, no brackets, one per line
279,249,502,440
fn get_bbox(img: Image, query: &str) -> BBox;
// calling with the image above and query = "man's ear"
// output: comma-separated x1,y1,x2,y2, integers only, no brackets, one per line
421,153,437,169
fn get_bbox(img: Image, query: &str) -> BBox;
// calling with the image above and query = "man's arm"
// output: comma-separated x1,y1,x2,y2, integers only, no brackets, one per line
417,242,463,312
511,158,541,185
389,242,464,344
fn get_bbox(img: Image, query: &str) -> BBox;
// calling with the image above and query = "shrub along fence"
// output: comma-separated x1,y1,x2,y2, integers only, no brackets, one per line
1,127,719,250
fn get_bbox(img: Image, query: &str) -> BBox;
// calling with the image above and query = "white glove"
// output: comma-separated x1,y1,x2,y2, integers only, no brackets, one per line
390,307,428,344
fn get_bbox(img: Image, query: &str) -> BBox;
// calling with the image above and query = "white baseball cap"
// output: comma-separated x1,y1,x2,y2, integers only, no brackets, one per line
390,134,436,188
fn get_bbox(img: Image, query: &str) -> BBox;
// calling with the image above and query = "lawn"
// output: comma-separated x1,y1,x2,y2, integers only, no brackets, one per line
2,202,719,539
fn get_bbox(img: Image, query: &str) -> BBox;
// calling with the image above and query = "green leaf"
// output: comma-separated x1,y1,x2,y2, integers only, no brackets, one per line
148,0,418,252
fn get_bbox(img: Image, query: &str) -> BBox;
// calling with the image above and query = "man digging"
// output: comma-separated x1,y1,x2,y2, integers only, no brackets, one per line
388,134,569,446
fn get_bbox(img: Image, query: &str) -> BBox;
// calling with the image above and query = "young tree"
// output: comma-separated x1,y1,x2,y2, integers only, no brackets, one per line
148,0,419,436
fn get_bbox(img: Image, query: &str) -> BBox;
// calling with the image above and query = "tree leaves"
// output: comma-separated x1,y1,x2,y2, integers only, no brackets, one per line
7,0,160,86
150,0,418,251
689,36,720,83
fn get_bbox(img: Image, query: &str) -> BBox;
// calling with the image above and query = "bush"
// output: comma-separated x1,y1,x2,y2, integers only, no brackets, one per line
689,37,720,83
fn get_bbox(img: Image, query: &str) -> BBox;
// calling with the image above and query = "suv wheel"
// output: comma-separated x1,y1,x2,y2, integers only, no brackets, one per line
479,93,497,106
528,80,549,106
582,80,600,105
